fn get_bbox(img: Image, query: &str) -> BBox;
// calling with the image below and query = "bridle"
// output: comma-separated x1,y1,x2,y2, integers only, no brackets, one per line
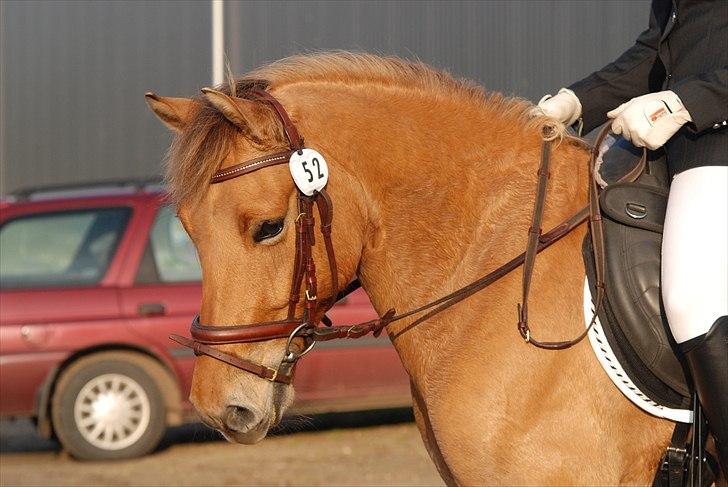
170,88,393,384
170,88,645,385
170,88,347,384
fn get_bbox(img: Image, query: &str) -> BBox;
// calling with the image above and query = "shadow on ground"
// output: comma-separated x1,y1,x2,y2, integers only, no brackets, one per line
160,407,415,450
0,408,415,455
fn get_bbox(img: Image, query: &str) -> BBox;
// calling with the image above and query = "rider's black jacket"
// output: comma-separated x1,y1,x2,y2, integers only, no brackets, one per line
569,0,727,176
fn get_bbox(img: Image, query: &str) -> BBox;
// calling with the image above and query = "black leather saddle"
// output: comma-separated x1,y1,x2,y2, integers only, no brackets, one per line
582,137,691,410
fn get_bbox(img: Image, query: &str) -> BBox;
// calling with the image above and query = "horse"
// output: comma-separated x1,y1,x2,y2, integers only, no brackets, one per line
145,52,673,485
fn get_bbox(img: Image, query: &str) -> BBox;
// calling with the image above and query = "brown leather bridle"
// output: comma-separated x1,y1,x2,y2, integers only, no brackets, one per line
170,88,645,385
171,90,326,383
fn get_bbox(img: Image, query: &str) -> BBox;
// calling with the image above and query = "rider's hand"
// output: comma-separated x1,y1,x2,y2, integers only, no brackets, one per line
537,88,582,126
607,91,692,150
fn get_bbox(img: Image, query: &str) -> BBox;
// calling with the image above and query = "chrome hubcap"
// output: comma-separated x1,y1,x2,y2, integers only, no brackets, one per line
73,373,151,450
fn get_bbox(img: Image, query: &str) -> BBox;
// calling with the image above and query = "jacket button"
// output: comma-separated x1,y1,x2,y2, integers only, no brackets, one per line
714,121,727,129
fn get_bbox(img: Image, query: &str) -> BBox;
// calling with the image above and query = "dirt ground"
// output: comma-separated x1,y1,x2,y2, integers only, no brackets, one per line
0,412,443,487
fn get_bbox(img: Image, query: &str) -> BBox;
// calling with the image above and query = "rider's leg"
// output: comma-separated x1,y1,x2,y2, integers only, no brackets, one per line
662,165,728,476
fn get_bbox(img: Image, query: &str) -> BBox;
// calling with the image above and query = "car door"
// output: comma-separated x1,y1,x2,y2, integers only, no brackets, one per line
119,204,201,400
0,205,134,416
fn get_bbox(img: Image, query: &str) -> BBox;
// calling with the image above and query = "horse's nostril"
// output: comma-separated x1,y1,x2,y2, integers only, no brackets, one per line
224,405,257,433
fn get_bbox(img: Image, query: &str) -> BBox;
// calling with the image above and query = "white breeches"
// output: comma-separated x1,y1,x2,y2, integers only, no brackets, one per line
662,165,728,344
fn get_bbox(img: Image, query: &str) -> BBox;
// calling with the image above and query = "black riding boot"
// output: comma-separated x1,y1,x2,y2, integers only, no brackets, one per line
680,316,728,479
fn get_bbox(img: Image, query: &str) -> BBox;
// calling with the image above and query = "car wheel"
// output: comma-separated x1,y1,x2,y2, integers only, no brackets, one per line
51,352,166,460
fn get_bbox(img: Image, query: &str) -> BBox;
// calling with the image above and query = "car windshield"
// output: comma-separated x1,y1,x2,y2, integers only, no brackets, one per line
0,207,131,288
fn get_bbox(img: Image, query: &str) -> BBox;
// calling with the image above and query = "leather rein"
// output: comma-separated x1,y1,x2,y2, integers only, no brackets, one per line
170,88,645,384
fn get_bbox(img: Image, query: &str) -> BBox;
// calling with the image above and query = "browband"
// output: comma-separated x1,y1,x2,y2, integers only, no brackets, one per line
211,150,294,184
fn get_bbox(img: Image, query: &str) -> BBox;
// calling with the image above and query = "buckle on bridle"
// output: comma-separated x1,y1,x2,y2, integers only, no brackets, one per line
265,366,279,382
305,289,317,301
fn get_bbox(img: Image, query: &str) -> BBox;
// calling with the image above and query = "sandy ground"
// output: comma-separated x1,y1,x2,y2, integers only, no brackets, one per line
0,412,444,487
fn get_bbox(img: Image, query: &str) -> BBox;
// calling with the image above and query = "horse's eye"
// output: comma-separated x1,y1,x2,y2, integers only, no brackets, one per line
254,219,284,242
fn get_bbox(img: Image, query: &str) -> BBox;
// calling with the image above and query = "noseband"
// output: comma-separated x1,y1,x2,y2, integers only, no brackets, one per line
170,88,643,386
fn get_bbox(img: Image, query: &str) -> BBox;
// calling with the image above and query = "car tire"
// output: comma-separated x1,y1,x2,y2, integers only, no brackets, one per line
51,352,166,460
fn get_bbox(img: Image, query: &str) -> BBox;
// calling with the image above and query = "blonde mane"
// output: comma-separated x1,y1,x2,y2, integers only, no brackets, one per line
165,51,565,204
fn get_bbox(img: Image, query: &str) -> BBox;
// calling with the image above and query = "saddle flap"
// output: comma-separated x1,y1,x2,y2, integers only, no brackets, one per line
583,137,691,407
584,227,691,407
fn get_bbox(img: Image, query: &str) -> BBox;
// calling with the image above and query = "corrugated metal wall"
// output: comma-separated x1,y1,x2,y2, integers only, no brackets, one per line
0,0,211,195
0,0,650,196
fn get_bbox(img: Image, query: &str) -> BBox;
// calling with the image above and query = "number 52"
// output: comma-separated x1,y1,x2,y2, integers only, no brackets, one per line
301,157,324,183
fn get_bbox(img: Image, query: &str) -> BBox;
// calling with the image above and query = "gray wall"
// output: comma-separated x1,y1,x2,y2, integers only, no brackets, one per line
0,0,650,196
0,0,211,195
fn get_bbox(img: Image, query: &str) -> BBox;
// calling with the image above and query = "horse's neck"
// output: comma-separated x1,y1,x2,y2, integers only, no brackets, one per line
288,80,589,364
317,85,589,323
347,94,587,374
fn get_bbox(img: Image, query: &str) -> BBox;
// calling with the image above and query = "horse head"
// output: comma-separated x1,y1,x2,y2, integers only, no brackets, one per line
145,80,367,443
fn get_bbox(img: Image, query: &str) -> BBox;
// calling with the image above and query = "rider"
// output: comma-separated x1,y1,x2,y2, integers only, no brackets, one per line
538,0,727,476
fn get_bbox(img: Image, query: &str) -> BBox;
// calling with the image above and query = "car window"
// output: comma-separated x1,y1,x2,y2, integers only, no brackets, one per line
0,208,131,289
142,205,201,283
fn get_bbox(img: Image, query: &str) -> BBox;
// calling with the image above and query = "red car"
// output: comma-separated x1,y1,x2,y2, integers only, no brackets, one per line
0,181,410,460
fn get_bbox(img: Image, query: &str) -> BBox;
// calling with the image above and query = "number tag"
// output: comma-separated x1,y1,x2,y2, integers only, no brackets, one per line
289,148,329,196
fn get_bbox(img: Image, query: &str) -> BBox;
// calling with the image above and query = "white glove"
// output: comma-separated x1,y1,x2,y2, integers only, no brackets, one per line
607,91,692,150
537,88,582,126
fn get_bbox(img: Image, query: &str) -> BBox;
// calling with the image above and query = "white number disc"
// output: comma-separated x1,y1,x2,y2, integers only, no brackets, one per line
289,148,329,196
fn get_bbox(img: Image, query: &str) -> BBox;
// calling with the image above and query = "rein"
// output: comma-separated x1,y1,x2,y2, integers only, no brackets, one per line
170,88,645,384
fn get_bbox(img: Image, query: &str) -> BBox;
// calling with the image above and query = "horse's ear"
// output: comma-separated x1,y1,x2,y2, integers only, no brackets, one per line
200,87,275,142
145,93,195,132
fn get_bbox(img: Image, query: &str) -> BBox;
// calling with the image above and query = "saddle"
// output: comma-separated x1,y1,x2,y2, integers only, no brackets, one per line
582,136,692,411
